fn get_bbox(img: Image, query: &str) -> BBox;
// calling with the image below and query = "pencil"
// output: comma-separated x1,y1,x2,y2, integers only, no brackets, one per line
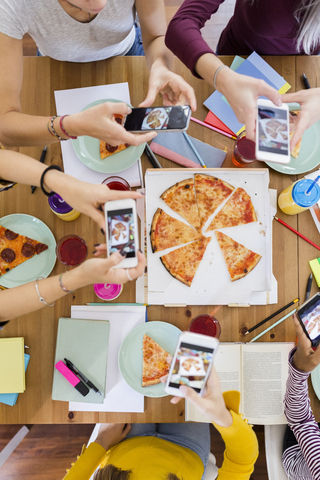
182,131,206,168
249,308,297,343
274,216,320,251
145,143,162,168
190,116,237,140
245,298,299,335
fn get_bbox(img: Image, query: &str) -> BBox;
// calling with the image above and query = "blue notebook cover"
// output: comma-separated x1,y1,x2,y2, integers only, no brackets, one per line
0,353,30,406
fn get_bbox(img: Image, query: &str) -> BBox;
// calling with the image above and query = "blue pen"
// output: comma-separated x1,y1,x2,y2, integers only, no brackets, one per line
182,132,207,168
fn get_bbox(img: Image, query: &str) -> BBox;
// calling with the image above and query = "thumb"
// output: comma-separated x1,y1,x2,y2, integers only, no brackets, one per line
104,251,125,268
179,385,200,404
104,101,132,117
262,85,282,107
87,207,106,232
139,83,159,108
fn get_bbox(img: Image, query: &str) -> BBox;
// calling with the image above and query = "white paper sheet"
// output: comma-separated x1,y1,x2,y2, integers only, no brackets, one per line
54,83,142,186
146,169,276,305
69,305,145,412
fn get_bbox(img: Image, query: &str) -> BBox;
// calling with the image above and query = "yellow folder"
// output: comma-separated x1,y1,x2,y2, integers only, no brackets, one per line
0,337,25,393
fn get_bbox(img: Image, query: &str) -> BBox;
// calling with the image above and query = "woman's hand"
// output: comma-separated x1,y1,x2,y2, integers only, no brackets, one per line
161,366,233,427
140,63,197,111
95,423,132,451
282,88,320,150
64,101,157,144
292,314,320,372
216,68,282,141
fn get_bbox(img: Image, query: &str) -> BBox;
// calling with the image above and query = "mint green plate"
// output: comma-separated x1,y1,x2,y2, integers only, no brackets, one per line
311,364,320,401
266,104,320,175
72,99,145,173
119,321,181,397
0,214,56,288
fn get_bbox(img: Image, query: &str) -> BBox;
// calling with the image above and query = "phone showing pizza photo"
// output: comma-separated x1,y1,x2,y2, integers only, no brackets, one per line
255,98,290,165
165,331,219,398
124,105,191,133
297,292,320,347
104,198,139,269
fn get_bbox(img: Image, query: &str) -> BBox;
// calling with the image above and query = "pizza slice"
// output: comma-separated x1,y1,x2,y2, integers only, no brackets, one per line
160,237,211,287
0,225,48,276
150,208,204,252
215,231,261,282
194,174,234,228
160,178,201,230
100,114,130,159
289,110,302,159
142,334,171,387
207,188,257,231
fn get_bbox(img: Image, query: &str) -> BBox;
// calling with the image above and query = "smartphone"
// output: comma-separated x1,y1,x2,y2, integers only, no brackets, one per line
124,105,192,133
297,292,320,347
104,198,139,269
164,331,219,397
255,99,290,164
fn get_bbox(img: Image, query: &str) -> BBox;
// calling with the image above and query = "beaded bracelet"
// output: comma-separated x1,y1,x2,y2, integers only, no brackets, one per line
60,115,77,139
50,116,67,141
47,119,60,141
40,165,63,197
35,277,56,307
213,65,229,90
59,273,75,294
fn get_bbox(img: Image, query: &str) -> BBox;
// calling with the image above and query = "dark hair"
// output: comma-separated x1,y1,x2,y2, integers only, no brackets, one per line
93,465,183,480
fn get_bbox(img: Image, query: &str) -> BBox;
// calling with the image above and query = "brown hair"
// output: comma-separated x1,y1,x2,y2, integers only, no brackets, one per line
93,465,183,480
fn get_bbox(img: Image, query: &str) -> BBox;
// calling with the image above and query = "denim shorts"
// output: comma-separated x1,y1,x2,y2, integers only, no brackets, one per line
125,22,145,56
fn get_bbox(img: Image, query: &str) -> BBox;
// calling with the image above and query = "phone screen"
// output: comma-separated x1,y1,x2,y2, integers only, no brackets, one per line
298,294,320,345
107,207,136,258
168,342,215,393
257,105,289,156
124,106,191,131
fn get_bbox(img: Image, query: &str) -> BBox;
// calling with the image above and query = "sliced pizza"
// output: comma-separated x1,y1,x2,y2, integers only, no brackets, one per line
207,188,257,231
160,178,201,230
150,208,203,252
0,226,48,276
215,231,261,281
99,114,130,159
194,174,234,228
142,334,171,387
160,237,211,287
289,110,302,159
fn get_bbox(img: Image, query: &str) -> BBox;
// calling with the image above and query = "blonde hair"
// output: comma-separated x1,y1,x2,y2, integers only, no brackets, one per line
93,465,183,480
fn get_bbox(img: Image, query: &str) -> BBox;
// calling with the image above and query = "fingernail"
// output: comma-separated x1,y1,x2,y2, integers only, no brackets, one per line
120,249,127,257
101,228,105,235
94,243,100,247
139,248,143,253
140,191,145,196
92,250,97,255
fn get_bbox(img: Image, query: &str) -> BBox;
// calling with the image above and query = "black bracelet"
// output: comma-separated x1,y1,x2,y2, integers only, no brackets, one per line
40,165,63,197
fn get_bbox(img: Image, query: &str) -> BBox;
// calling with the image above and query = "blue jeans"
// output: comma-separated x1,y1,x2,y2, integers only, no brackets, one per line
125,423,210,480
125,23,145,56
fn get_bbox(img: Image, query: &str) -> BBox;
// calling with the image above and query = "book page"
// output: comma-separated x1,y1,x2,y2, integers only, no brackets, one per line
241,343,294,424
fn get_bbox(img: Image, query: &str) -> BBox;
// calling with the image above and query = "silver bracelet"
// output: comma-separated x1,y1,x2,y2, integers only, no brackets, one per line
59,273,74,294
35,276,56,307
213,65,229,90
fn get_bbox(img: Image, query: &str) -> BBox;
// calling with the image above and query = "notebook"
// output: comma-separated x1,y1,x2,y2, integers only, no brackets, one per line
0,337,25,394
52,318,110,404
0,353,30,406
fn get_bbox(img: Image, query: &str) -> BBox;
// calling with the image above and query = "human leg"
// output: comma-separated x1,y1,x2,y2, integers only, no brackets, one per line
125,423,156,439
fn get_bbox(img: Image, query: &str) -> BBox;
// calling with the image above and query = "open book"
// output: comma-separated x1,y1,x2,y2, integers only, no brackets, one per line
185,342,294,425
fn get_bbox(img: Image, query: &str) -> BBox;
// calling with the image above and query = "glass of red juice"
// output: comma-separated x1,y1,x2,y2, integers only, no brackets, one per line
101,176,131,191
189,314,221,338
232,130,257,168
56,234,88,267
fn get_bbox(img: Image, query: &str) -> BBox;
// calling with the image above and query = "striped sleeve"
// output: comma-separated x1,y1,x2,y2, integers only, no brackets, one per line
282,347,320,480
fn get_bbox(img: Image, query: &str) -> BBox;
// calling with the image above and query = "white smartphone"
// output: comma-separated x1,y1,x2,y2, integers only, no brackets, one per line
255,99,290,164
124,105,191,133
164,331,219,397
104,198,139,269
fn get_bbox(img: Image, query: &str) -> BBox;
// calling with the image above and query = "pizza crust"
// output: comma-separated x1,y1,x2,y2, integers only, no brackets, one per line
142,334,170,387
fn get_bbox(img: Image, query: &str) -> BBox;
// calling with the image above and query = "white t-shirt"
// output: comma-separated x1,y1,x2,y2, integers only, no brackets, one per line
0,0,136,62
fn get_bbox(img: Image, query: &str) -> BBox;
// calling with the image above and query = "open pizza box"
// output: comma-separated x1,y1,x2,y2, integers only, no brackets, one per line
145,168,277,306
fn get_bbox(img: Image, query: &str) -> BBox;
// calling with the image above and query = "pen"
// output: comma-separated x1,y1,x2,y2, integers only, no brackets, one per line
182,131,207,168
31,146,47,193
64,358,102,396
144,143,162,168
245,298,299,335
305,273,313,301
302,73,311,89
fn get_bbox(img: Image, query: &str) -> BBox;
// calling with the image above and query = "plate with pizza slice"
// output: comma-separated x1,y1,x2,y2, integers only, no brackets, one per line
0,214,56,288
118,321,181,397
72,99,145,173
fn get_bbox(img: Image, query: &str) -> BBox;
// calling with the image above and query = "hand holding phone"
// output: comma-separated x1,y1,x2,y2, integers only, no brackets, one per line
292,314,320,372
296,292,320,348
124,105,191,133
255,99,290,164
104,198,139,269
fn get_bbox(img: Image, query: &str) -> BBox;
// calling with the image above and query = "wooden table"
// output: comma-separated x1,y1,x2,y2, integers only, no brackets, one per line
1,55,320,423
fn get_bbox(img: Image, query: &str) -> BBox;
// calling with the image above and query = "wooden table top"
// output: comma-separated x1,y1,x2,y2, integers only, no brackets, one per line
0,55,320,424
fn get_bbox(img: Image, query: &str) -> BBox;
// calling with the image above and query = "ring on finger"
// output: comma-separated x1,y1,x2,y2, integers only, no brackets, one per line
126,269,133,282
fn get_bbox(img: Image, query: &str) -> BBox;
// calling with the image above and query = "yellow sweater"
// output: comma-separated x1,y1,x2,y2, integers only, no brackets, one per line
63,392,258,480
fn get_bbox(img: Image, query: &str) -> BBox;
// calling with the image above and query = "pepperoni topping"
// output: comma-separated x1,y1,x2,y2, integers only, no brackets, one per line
105,143,118,153
35,243,48,254
4,229,19,241
124,143,130,148
21,242,35,257
1,248,16,263
115,116,123,125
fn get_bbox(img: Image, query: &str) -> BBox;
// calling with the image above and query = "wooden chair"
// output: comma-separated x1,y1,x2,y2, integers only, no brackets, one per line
264,424,289,480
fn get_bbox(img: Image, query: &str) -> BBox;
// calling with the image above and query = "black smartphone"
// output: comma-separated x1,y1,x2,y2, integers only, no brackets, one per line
124,105,191,133
297,292,320,347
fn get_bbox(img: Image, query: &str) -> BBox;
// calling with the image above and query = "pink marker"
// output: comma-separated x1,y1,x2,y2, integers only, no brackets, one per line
55,360,89,396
